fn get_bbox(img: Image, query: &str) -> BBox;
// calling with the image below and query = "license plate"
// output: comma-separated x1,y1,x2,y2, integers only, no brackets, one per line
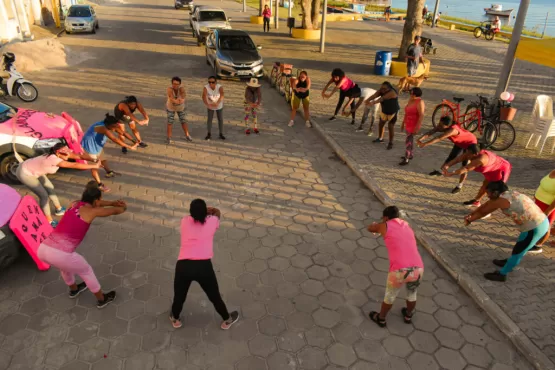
237,71,250,76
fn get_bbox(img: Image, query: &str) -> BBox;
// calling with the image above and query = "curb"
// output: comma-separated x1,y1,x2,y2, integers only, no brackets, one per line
310,117,555,370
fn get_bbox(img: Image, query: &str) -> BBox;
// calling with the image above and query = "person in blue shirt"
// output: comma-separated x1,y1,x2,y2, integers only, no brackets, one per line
81,114,138,192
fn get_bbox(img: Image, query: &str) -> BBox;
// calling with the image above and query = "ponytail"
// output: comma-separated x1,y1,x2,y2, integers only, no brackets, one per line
103,113,119,128
81,181,102,204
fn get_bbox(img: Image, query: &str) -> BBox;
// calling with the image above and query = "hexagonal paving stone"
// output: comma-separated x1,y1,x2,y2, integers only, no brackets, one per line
268,257,291,271
248,334,277,357
146,296,171,316
258,315,287,336
462,343,493,368
19,296,47,316
117,299,145,320
188,342,220,367
312,253,333,267
142,330,171,352
313,308,341,329
434,327,466,350
332,322,361,345
123,351,156,370
291,254,313,269
45,342,78,368
433,293,461,311
260,270,284,286
78,337,111,363
434,347,468,370
383,335,413,358
326,342,357,367
413,312,439,333
92,357,122,370
9,347,46,369
34,325,68,350
230,319,259,342
60,360,90,370
242,301,267,320
278,331,306,352
245,259,268,274
133,284,159,301
407,352,440,370
301,280,325,297
457,305,485,326
286,311,314,331
354,339,388,363
460,324,489,346
292,295,319,313
305,326,333,349
155,345,189,369
99,318,129,339
318,292,344,310
434,308,462,329
267,351,298,370
67,321,99,344
27,310,58,332
282,267,308,284
409,330,439,354
306,266,330,281
1,329,36,354
297,347,328,369
487,340,516,365
266,298,294,317
112,260,137,276
236,356,267,370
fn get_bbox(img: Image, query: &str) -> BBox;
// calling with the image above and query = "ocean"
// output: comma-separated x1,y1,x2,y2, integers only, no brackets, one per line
407,0,555,36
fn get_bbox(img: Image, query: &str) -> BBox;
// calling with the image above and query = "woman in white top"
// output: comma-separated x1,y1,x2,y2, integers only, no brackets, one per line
202,76,225,141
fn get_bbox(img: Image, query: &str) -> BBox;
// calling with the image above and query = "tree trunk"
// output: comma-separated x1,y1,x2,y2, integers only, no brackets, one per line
301,0,313,29
398,0,425,60
311,0,321,29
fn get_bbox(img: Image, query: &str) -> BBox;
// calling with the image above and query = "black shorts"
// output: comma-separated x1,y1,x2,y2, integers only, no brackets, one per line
444,143,478,166
345,85,361,98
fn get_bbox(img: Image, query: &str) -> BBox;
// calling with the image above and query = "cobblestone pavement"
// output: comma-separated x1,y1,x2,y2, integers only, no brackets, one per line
235,5,555,366
0,0,542,369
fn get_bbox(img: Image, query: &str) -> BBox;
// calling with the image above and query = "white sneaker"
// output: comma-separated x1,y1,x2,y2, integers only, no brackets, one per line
305,120,312,128
483,213,491,219
288,120,295,127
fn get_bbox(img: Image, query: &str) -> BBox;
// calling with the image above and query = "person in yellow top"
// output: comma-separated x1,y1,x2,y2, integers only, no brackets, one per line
533,170,555,253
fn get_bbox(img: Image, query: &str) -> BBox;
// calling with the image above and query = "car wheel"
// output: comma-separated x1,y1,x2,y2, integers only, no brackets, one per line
0,225,21,271
65,29,70,34
0,153,27,184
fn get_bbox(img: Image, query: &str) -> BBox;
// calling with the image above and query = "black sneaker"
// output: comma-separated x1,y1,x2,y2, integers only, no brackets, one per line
492,259,507,267
69,282,88,299
350,120,355,125
185,135,193,142
220,311,239,330
528,246,543,254
399,158,410,166
387,142,393,150
428,170,442,176
329,116,337,121
355,126,364,132
97,291,116,309
205,133,211,141
138,142,148,148
484,271,507,282
373,138,384,143
219,134,226,140
451,186,462,194
122,147,128,154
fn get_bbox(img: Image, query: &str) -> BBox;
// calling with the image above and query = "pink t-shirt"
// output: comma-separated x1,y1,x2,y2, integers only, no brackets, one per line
178,215,220,260
383,218,424,271
21,155,63,177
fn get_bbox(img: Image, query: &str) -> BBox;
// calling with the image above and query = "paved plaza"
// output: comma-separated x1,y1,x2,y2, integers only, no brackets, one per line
0,0,553,369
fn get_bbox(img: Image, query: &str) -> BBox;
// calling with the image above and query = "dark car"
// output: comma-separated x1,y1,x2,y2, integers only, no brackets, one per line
175,0,193,10
205,30,263,79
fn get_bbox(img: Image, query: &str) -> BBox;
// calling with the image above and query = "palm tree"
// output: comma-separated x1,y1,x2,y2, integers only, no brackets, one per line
301,0,322,29
398,0,425,59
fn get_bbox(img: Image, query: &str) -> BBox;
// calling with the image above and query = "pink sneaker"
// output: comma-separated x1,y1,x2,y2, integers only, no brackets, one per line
98,183,111,193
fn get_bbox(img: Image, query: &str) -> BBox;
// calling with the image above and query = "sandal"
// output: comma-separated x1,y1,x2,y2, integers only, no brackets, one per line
369,311,386,328
401,307,414,324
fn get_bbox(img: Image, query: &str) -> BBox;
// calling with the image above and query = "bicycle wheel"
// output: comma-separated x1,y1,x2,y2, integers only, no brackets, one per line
478,120,498,149
278,75,287,96
473,27,483,38
284,77,292,103
490,120,516,151
463,104,481,132
485,30,495,41
270,67,278,87
431,103,455,128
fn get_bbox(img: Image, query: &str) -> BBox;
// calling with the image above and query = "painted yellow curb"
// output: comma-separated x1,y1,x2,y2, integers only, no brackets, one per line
250,16,264,24
323,13,364,22
291,28,320,40
389,58,430,76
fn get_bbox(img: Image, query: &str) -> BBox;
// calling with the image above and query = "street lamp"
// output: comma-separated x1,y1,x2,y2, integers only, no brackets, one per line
319,0,328,53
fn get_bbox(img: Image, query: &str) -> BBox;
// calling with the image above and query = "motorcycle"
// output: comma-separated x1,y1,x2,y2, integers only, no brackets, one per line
0,52,39,103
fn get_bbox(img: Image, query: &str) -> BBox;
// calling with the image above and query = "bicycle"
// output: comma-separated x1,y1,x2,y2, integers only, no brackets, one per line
276,63,294,97
284,69,303,104
431,96,498,148
473,21,497,41
464,95,516,151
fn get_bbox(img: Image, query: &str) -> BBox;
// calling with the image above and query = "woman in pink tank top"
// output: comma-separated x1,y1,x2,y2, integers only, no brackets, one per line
37,181,128,309
443,146,512,207
367,206,424,328
321,68,360,123
400,87,425,165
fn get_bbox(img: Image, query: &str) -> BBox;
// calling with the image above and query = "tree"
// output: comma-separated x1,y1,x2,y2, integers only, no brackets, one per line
301,0,322,29
398,0,425,59
259,0,264,16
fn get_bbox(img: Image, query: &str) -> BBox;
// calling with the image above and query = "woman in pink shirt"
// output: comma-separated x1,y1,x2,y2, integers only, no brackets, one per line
16,143,100,227
262,5,271,32
367,206,424,327
399,87,425,166
37,181,128,308
321,68,360,124
170,199,239,330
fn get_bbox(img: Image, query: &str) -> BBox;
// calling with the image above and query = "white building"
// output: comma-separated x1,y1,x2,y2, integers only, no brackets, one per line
0,0,34,44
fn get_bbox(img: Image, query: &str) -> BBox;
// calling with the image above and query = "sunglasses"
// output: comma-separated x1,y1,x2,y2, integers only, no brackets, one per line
208,80,216,84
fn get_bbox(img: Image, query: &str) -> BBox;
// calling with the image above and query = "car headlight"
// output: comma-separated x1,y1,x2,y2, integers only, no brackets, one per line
219,59,234,67
199,26,209,32
33,138,65,150
252,59,263,66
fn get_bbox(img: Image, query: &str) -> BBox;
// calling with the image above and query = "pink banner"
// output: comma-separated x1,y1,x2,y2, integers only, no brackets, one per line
9,196,52,271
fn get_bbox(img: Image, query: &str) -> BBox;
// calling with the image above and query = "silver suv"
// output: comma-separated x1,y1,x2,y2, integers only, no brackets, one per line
190,6,231,46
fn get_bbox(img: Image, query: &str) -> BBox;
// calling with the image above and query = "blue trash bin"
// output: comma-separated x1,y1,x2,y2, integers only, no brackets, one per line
374,51,392,76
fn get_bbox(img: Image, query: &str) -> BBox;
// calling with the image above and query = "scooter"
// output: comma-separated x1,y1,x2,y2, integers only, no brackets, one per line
0,52,39,103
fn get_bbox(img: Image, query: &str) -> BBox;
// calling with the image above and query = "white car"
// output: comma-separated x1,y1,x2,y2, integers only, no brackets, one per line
190,6,231,46
64,5,99,34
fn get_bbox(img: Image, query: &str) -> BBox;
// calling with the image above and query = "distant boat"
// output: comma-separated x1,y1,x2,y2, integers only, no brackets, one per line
484,4,513,17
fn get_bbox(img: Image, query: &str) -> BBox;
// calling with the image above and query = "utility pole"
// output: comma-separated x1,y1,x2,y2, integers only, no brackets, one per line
319,0,328,52
542,12,549,38
288,0,292,18
274,0,279,29
495,0,530,97
243,0,246,12
431,0,440,28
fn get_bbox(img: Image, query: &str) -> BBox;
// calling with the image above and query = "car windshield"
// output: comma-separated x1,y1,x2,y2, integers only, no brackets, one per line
68,7,91,17
219,35,255,50
0,103,16,123
199,11,226,22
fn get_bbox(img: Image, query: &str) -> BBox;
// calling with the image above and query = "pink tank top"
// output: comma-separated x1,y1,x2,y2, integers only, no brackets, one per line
475,150,508,175
403,99,420,133
447,124,477,149
43,202,91,253
339,77,355,92
383,219,424,272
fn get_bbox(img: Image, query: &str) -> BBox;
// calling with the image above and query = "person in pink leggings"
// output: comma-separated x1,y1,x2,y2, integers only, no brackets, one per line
367,206,424,327
37,181,128,308
442,146,512,208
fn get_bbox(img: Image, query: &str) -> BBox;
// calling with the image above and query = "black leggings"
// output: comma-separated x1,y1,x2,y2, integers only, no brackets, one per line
171,259,230,320
334,87,359,118
263,17,270,32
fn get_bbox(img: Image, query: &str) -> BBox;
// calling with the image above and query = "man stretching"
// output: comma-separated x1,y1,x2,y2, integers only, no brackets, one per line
114,96,149,153
417,116,478,194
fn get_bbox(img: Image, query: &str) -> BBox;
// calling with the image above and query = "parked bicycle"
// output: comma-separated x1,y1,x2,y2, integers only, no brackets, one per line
284,69,302,104
432,96,498,148
269,62,293,93
473,21,497,41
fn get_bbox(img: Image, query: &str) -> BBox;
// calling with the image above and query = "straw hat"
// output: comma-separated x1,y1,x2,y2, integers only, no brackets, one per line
246,78,261,88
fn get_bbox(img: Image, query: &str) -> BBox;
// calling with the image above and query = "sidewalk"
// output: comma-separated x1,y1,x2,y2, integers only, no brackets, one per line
246,9,555,369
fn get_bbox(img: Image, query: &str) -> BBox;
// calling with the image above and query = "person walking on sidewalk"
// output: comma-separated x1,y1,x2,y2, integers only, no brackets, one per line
442,146,512,207
464,181,548,282
244,78,262,135
399,87,425,166
321,68,360,124
406,35,424,77
37,181,127,308
367,206,424,327
16,143,101,227
262,5,271,32
82,114,139,193
289,71,311,128
170,199,239,329
114,96,149,153
417,116,478,194
166,76,192,144
365,82,400,150
531,170,555,253
202,76,225,141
